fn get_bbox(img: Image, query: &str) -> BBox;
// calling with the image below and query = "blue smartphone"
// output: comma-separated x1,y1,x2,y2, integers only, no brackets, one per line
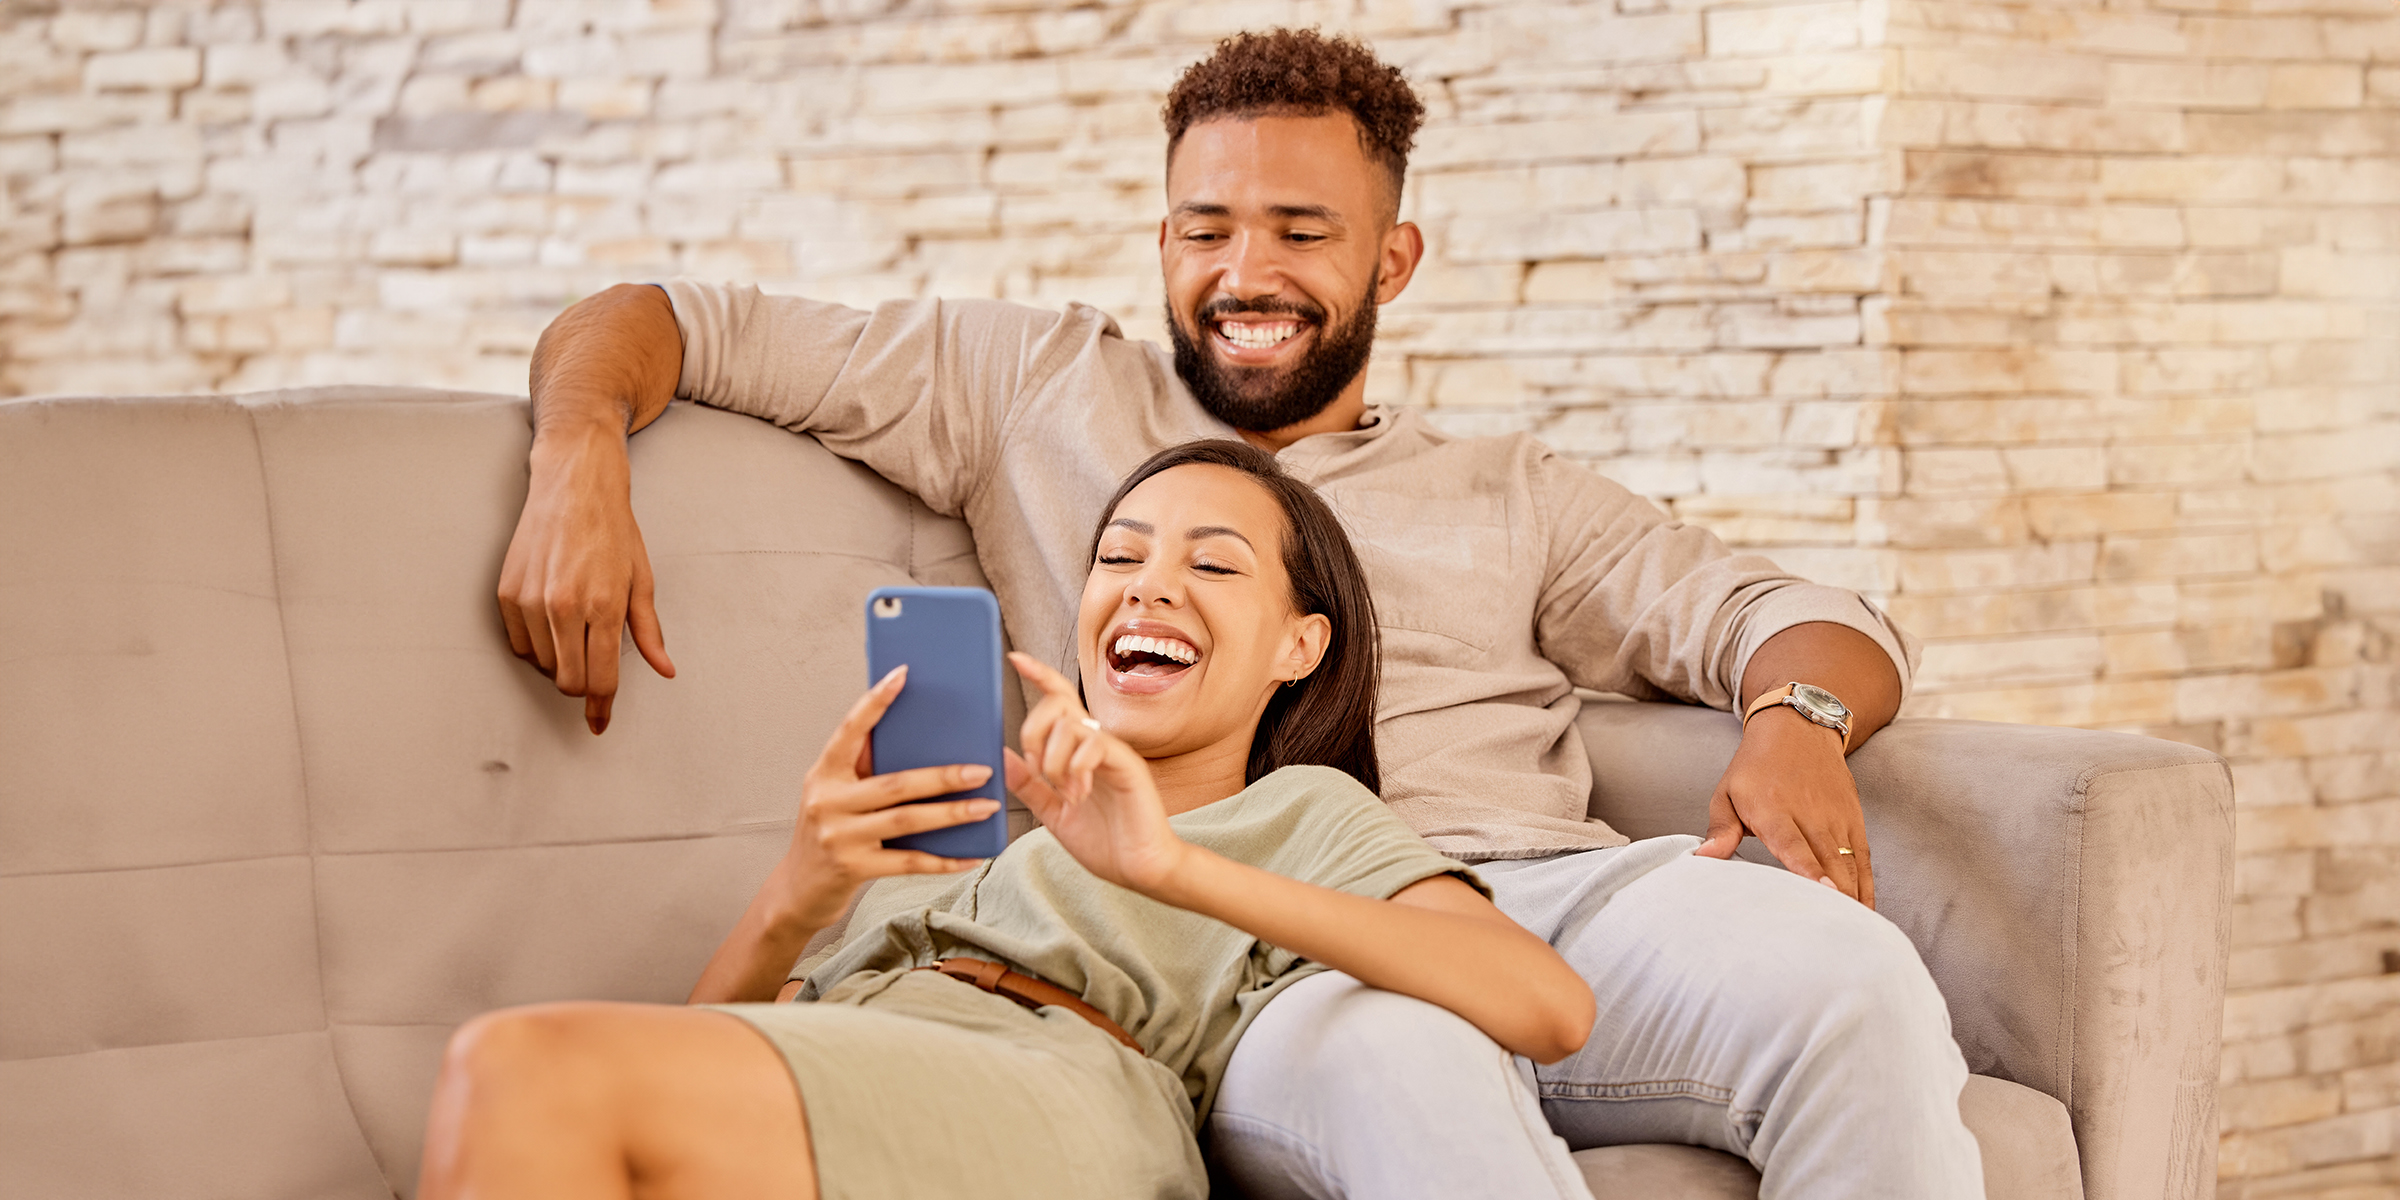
865,586,1009,859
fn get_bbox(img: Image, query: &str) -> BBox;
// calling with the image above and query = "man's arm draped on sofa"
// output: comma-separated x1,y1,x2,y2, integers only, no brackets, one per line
498,281,1906,906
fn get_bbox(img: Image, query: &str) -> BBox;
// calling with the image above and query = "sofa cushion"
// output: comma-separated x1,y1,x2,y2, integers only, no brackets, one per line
0,389,976,1196
1572,1074,2081,1199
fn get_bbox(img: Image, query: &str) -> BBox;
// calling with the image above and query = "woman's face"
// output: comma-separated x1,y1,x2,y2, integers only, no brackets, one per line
1077,464,1329,760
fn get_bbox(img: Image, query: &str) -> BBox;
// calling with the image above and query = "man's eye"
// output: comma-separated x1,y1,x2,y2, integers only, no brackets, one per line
1286,232,1324,244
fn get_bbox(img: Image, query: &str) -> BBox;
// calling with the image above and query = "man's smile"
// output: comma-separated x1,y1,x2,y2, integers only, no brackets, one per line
1209,314,1316,364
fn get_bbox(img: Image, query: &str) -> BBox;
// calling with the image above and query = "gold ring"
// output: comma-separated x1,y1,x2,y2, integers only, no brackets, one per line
1836,847,1854,856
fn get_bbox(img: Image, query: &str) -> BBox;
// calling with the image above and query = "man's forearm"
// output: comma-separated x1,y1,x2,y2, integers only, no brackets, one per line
1739,621,1903,752
529,283,684,442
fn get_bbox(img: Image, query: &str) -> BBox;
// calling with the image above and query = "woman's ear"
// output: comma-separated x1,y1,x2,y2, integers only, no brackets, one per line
1281,612,1331,684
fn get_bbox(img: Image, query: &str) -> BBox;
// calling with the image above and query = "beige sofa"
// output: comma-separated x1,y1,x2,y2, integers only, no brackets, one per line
1,387,2232,1200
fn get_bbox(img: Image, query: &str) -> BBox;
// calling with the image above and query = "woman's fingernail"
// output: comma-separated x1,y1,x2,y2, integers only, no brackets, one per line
1818,876,1837,888
969,799,1000,815
881,665,906,686
960,765,991,784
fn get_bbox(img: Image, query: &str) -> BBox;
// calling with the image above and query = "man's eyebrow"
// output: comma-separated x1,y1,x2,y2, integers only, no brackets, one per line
1268,204,1344,226
1170,201,1347,227
1186,525,1255,550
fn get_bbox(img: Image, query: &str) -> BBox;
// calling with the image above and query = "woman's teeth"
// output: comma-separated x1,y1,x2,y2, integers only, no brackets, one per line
1217,321,1301,350
1112,634,1198,666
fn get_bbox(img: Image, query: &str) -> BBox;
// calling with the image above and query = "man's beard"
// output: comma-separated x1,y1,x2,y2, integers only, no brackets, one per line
1167,282,1379,433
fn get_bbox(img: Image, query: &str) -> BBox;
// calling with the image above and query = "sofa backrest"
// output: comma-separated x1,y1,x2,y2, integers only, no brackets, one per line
0,388,990,1198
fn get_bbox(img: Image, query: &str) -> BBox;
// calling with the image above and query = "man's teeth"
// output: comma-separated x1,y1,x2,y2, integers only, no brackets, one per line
1217,321,1300,350
1113,634,1198,665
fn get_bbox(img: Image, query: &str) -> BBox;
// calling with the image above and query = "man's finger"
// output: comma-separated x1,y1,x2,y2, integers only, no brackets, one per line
628,553,676,680
499,593,536,661
583,619,620,736
521,593,559,675
1755,816,1833,894
1853,836,1877,911
628,593,675,680
1794,815,1866,904
1694,783,1747,859
550,605,589,696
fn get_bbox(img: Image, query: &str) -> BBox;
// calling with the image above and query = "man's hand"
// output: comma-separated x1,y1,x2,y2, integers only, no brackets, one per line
496,421,675,734
1696,706,1875,908
498,283,686,735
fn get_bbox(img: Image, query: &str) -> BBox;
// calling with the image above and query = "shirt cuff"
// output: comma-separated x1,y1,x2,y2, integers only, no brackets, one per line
1727,584,1922,711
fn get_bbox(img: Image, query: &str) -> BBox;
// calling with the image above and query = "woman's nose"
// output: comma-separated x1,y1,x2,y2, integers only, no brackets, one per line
1124,568,1181,607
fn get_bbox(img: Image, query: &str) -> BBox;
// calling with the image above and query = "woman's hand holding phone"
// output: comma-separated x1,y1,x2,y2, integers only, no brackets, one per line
1004,653,1187,895
775,665,998,927
691,666,996,1005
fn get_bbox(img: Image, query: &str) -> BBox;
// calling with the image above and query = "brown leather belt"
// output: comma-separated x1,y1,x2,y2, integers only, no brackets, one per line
916,957,1142,1054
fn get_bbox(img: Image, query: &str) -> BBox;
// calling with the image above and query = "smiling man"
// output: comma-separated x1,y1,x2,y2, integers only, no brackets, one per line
499,29,1983,1199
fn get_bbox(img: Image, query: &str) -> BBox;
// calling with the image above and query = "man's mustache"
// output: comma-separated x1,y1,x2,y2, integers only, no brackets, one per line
1195,297,1326,325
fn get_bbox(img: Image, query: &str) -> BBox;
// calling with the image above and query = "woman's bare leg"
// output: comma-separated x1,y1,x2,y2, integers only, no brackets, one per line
418,1002,815,1200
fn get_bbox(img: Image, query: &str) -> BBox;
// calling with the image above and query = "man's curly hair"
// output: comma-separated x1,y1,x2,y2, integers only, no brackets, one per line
1162,29,1426,213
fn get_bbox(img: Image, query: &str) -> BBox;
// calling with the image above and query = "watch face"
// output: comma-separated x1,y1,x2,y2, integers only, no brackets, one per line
1792,684,1849,721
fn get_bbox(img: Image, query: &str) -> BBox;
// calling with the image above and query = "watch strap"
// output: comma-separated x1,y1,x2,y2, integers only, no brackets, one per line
1743,681,1852,749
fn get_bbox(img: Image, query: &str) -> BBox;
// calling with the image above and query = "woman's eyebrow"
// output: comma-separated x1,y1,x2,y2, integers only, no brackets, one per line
1106,518,1153,535
1187,525,1255,550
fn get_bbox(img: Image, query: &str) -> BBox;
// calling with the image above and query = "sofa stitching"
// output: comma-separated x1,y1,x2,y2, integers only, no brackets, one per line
243,401,387,1185
2058,762,2087,1116
0,826,795,880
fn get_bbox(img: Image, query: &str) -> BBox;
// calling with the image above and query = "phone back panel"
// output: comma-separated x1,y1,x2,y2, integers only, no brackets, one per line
865,586,1008,859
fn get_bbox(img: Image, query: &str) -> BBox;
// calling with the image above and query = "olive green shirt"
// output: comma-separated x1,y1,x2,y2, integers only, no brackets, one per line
795,765,1479,1119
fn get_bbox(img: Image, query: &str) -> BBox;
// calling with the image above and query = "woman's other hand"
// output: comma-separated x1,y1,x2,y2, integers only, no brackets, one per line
776,665,995,929
1006,653,1186,893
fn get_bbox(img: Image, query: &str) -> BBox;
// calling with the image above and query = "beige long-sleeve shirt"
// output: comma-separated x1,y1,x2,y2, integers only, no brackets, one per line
662,281,1919,861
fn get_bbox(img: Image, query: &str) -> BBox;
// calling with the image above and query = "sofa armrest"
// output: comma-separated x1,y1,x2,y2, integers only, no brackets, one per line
1575,700,2232,1200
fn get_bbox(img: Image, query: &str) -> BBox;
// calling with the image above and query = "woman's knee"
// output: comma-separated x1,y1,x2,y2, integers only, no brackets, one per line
438,1002,628,1105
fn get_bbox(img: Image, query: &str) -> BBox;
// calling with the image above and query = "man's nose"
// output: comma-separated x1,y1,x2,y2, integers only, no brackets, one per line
1218,230,1286,301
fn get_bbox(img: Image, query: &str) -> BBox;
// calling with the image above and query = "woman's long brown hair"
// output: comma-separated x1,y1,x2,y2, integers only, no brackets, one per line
1082,440,1380,792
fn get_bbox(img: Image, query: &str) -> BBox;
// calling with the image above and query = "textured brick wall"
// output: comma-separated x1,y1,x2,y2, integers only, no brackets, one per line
2,0,2395,1192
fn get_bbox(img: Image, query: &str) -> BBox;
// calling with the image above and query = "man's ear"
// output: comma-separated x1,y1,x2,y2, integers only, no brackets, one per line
1283,612,1332,684
1374,221,1425,305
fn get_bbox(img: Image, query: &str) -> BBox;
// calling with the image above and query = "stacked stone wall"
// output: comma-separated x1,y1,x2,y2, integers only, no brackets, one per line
1,0,2395,1192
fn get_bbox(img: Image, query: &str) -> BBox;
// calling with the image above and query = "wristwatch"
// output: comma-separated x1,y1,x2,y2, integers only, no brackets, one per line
1742,682,1852,749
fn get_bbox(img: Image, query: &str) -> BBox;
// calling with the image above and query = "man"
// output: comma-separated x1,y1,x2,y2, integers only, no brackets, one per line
499,29,1982,1199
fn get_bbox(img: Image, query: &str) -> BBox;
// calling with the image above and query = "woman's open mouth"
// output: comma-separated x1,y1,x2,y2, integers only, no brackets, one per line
1104,628,1201,695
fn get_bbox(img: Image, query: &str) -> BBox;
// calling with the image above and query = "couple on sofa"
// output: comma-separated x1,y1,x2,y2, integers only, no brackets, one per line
423,28,1986,1200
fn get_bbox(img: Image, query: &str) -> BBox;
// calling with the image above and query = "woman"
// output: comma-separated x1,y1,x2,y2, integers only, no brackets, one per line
418,441,1596,1199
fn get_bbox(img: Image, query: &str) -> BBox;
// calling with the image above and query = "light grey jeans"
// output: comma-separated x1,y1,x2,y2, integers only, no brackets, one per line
1208,835,1984,1200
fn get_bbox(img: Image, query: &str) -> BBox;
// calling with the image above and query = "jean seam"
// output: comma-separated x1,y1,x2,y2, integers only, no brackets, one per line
1538,1078,1766,1126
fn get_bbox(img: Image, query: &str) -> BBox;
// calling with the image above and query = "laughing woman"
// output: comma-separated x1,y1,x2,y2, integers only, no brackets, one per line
416,440,1594,1200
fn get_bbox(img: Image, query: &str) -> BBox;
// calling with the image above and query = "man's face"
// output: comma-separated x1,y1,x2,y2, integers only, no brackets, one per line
1160,114,1408,433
